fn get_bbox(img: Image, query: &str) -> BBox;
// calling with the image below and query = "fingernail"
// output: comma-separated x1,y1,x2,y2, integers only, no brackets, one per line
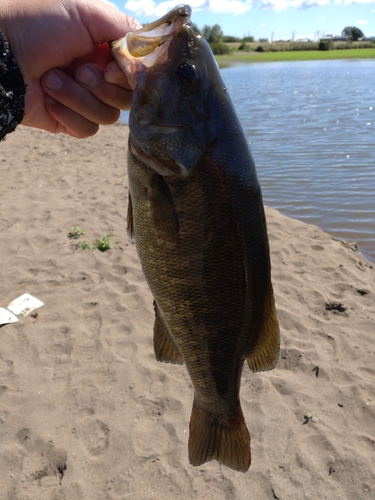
45,71,62,91
77,66,98,88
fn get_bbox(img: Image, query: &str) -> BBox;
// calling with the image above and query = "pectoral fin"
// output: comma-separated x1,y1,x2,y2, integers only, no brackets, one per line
153,301,183,364
149,175,179,240
246,290,280,372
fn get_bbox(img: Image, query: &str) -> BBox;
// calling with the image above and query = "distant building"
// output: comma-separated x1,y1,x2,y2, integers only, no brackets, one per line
320,35,349,41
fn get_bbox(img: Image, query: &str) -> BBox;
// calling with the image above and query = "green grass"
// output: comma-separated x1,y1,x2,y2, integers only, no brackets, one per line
68,226,86,239
216,48,375,65
77,240,94,250
93,233,113,252
77,233,113,251
68,226,113,251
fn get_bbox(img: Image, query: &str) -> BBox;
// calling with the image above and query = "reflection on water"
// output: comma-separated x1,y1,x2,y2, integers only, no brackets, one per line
221,60,375,262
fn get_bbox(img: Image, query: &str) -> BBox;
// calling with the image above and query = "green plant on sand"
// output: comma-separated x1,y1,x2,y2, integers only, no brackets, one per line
93,233,113,252
69,226,113,251
68,226,86,239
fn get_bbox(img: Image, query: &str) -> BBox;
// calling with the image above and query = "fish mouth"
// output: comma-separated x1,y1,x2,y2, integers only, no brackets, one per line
111,5,192,89
113,5,205,179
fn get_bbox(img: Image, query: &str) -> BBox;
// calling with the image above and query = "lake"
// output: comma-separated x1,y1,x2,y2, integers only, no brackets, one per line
221,59,375,263
121,59,375,263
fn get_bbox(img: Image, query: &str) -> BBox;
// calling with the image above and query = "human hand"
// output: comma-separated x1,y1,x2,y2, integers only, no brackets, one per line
0,0,140,138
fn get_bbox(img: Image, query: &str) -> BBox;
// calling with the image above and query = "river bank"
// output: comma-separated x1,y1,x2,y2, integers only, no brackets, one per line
216,47,375,64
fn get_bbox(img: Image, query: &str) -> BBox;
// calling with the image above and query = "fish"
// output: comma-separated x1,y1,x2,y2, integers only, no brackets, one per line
111,4,280,472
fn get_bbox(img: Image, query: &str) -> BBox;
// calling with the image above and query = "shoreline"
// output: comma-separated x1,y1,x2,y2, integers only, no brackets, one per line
119,109,374,265
1,124,374,499
216,48,375,64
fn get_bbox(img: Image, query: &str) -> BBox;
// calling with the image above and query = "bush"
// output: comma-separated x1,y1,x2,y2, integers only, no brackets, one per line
209,42,230,55
334,40,373,49
238,43,252,51
319,39,333,51
223,36,240,43
288,42,319,51
255,45,271,52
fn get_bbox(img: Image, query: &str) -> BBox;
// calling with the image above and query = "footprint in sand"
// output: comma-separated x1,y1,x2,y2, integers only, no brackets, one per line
78,418,110,456
16,428,67,483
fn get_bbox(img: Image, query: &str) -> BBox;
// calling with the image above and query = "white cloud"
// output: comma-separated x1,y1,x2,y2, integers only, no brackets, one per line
124,0,190,17
335,0,375,4
209,0,253,15
356,19,368,24
124,0,253,17
260,0,331,10
124,0,375,15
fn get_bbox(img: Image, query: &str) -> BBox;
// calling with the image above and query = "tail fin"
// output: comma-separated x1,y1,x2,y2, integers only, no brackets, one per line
188,399,251,472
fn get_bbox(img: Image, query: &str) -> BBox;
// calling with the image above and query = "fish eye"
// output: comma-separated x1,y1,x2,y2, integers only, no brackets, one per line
178,61,200,84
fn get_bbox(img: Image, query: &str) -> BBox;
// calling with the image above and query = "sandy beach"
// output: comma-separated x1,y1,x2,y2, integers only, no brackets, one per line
1,124,374,500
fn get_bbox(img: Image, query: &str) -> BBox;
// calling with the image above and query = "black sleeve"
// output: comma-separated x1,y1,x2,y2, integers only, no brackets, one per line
0,29,26,141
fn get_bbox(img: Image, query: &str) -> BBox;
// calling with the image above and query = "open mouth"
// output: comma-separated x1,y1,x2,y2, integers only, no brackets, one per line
111,5,192,88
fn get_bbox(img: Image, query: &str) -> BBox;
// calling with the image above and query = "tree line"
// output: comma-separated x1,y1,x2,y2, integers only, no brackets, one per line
199,24,370,55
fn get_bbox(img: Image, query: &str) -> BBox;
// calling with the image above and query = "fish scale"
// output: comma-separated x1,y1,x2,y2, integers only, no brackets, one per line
112,4,280,472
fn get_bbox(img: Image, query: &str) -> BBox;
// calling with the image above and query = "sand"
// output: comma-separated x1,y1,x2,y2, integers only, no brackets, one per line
1,124,374,500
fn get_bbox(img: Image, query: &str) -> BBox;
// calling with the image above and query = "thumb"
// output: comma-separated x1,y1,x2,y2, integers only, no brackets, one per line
77,1,141,44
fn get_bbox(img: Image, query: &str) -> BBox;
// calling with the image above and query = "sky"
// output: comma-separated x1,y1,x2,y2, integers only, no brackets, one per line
108,0,375,41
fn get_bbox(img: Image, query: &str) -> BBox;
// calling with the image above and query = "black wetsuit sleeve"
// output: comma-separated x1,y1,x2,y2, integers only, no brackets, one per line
0,29,26,141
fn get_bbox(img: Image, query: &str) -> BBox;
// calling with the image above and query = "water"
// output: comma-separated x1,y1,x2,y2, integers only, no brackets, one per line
220,60,375,263
121,59,375,262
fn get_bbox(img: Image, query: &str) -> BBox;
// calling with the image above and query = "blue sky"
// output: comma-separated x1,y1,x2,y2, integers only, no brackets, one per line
108,0,375,41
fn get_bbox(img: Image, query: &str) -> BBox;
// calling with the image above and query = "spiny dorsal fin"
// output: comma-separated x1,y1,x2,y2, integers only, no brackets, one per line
153,301,183,364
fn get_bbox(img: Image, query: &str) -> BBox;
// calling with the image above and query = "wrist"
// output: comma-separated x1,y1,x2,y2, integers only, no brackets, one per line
0,1,12,41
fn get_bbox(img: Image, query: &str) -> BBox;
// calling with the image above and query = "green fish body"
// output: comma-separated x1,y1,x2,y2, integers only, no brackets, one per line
112,4,279,472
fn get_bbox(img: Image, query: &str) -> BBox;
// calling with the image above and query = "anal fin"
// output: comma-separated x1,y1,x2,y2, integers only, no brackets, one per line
188,399,251,472
153,301,183,364
246,288,280,372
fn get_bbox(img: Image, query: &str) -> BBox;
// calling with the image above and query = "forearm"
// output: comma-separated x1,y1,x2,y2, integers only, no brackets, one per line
0,29,26,141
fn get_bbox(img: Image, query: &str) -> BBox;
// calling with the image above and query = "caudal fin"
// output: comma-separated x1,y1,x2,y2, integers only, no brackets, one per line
188,399,251,472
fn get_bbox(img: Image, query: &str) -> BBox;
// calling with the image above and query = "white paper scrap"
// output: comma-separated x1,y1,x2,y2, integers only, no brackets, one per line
0,307,19,325
7,293,44,318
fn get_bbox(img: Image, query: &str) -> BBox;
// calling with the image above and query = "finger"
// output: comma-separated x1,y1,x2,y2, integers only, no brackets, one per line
104,60,132,89
77,3,141,43
67,43,114,75
75,62,132,109
45,96,100,138
42,68,120,124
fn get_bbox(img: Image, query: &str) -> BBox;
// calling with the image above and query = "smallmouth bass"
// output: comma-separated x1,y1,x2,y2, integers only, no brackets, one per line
111,4,279,472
